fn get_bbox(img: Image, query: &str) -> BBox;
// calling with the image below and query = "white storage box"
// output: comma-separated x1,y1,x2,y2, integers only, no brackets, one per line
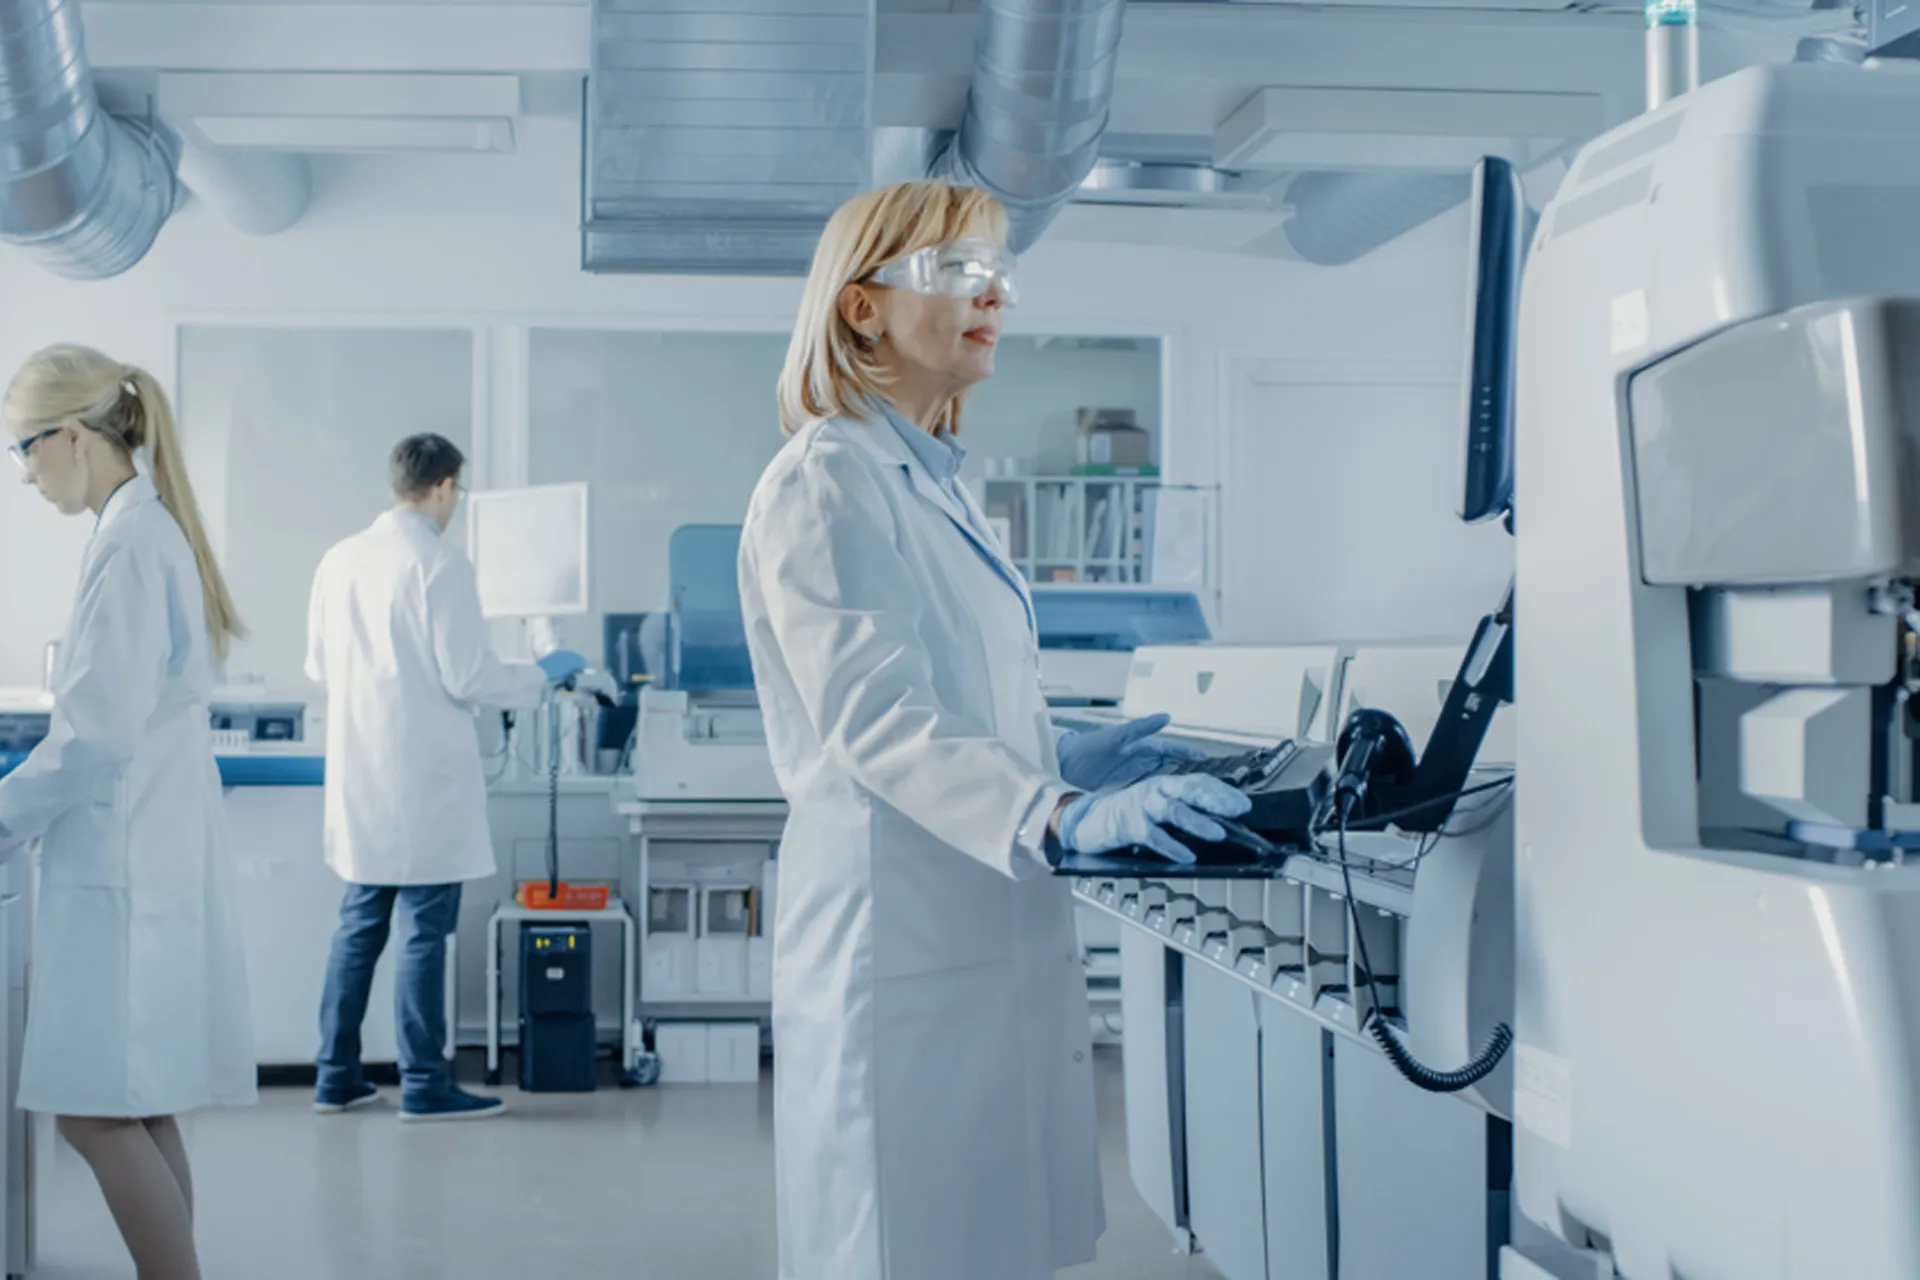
707,1022,762,1083
654,1022,710,1084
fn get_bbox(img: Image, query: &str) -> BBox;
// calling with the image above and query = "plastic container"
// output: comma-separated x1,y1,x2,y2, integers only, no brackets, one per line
516,880,612,911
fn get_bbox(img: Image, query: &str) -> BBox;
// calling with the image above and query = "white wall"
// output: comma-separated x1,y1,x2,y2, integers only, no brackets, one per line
0,116,1471,685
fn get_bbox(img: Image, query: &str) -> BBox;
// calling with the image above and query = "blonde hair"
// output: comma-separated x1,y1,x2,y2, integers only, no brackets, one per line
5,345,246,662
778,180,1010,436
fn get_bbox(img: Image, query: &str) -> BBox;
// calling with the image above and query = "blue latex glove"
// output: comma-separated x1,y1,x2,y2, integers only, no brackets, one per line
536,650,588,685
1058,774,1252,865
1056,713,1209,791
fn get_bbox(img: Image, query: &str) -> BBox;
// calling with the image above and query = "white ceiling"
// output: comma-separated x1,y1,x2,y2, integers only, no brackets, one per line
82,0,1796,216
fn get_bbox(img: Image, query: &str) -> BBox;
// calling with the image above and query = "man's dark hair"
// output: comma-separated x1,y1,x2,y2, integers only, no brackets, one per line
391,433,466,499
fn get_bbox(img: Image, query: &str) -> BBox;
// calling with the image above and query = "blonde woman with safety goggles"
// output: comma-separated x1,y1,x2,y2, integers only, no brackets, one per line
0,346,255,1280
738,181,1249,1280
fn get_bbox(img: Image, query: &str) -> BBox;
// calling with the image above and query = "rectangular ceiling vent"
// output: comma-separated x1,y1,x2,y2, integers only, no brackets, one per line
1215,86,1600,174
158,73,521,154
583,0,876,275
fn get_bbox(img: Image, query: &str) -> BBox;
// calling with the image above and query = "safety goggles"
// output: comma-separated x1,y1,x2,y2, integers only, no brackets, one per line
866,239,1019,306
7,425,62,473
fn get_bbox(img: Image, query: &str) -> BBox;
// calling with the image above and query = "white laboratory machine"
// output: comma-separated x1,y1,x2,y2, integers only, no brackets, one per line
1508,61,1920,1280
1031,585,1213,706
631,525,781,804
0,696,52,1274
621,525,783,1077
1074,641,1516,1280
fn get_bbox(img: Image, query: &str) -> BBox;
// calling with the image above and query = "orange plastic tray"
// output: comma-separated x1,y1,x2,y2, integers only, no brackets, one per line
515,881,612,911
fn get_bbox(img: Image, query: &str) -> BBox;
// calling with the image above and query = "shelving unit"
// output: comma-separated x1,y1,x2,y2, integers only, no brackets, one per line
977,474,1161,584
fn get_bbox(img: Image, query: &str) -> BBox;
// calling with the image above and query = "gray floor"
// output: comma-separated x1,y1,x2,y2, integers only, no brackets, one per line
35,1048,1223,1280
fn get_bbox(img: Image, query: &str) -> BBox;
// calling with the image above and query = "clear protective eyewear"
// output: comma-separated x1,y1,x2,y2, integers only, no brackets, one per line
7,425,61,473
867,239,1019,306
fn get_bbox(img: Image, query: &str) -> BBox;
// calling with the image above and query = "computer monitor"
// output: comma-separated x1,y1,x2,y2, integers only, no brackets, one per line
1458,155,1527,525
468,483,591,618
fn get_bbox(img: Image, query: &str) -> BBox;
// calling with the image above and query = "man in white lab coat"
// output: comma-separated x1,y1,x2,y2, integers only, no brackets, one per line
305,434,586,1121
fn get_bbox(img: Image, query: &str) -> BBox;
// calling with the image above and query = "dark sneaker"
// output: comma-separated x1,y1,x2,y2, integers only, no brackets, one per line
400,1086,508,1124
314,1081,381,1114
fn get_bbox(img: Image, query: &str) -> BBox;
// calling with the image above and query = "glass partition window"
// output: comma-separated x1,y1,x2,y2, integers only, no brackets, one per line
527,330,789,656
527,330,1164,657
178,327,475,695
963,336,1161,478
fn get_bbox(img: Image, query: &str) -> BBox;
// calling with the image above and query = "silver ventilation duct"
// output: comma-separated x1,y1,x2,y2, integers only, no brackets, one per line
1278,170,1474,267
931,0,1126,254
0,0,177,279
178,143,311,238
582,0,877,275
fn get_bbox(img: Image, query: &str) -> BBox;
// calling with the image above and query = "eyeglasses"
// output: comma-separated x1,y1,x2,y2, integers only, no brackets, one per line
866,239,1018,306
7,426,62,473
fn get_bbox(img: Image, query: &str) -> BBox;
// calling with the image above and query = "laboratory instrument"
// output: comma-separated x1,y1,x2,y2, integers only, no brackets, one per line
631,525,781,803
518,924,595,1092
1507,60,1920,1280
618,523,780,1078
1033,585,1211,705
207,700,303,749
1070,641,1515,1279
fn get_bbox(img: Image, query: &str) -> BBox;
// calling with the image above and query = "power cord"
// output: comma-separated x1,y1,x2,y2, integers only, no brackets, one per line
1334,795,1513,1095
545,689,562,898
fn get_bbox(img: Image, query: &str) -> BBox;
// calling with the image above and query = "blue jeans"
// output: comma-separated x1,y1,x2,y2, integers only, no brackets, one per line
317,883,463,1103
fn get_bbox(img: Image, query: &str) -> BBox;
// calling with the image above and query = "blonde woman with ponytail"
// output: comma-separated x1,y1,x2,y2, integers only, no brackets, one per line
0,345,255,1280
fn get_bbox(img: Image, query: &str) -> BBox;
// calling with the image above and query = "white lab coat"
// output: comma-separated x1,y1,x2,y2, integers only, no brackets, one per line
738,413,1104,1280
306,509,548,886
0,476,256,1117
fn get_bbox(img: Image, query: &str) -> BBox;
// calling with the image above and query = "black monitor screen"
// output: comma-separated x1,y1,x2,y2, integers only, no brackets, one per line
1459,155,1527,525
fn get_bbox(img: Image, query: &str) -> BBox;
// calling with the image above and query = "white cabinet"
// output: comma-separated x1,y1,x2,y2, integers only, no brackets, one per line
226,787,447,1067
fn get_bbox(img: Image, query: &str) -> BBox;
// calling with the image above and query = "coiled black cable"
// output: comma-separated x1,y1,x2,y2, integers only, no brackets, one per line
1336,800,1512,1095
1368,1011,1514,1095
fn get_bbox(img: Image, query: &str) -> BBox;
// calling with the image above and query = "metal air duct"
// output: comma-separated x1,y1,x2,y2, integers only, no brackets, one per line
0,0,177,279
931,0,1127,254
583,0,876,275
1278,170,1474,267
177,143,311,238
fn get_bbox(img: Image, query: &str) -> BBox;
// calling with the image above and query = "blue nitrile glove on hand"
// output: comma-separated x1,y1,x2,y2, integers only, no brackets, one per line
1057,774,1252,865
1056,713,1209,791
536,650,589,686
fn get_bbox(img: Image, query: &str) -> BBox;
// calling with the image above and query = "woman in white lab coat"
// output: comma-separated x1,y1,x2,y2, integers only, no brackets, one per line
0,346,255,1280
740,181,1250,1280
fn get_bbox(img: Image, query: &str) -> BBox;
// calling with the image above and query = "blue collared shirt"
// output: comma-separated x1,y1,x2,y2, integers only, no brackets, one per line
877,399,968,507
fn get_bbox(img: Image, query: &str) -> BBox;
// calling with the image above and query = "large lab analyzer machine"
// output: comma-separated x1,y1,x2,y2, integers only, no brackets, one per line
1508,62,1920,1279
